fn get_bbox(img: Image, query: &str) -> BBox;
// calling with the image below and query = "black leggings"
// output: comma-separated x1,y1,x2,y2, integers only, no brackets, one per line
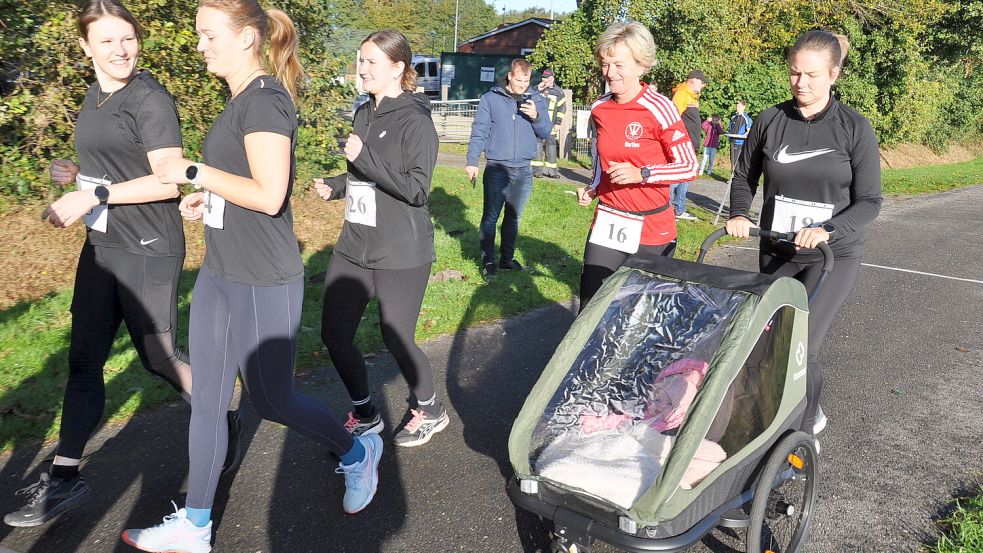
321,255,435,405
760,253,862,429
58,241,192,460
578,240,676,313
187,265,353,509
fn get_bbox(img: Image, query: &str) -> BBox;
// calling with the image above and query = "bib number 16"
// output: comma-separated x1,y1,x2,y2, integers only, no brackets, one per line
589,205,643,254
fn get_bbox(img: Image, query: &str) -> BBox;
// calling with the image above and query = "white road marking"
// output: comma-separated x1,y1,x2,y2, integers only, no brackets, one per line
720,245,983,284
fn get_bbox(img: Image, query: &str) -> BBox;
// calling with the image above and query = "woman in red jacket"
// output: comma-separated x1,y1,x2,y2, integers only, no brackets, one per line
576,21,699,311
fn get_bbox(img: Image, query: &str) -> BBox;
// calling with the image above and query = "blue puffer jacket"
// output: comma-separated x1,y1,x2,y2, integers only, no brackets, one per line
466,85,553,168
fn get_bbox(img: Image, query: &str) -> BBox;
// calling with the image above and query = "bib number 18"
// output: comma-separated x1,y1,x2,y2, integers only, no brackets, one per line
771,195,833,234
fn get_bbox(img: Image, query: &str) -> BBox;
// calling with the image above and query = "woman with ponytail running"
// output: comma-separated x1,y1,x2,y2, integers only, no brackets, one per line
122,2,380,550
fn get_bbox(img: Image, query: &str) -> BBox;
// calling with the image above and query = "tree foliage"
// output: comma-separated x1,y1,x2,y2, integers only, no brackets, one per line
530,0,982,151
0,0,353,199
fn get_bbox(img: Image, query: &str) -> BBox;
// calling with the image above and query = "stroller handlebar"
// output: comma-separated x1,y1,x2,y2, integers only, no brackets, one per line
697,227,834,304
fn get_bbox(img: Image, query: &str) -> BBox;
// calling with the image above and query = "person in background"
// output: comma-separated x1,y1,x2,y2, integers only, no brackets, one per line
700,114,724,175
670,69,707,221
728,100,753,168
465,58,552,278
726,30,881,440
532,68,567,179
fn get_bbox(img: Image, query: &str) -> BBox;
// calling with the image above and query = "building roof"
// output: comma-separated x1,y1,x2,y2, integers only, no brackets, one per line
459,17,556,48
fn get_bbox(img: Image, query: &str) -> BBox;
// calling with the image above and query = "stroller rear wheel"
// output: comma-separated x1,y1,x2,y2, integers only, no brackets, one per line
550,541,591,553
746,431,818,553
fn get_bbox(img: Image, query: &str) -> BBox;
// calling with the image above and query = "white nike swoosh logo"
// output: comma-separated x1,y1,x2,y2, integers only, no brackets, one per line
773,145,835,164
140,238,159,245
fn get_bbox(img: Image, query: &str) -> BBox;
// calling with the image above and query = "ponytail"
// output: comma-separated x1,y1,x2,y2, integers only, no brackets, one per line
198,0,306,102
265,8,305,102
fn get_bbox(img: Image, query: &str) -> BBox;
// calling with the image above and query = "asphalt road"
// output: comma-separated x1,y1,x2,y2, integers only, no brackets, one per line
1,185,980,553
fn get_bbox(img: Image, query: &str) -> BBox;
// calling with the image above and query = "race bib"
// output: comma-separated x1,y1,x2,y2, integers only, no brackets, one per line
203,190,226,229
76,174,112,233
589,204,643,254
771,195,833,233
344,179,377,227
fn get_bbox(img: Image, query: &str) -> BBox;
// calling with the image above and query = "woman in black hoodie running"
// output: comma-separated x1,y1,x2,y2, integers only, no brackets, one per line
726,31,882,437
314,30,447,448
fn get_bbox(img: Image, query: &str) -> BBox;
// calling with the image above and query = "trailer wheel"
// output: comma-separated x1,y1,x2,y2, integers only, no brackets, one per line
746,431,818,553
550,539,591,553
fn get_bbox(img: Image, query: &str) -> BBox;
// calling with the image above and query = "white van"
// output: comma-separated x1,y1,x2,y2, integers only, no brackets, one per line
412,55,440,96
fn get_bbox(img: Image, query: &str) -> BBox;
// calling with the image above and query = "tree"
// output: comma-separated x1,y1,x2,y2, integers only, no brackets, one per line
0,1,352,198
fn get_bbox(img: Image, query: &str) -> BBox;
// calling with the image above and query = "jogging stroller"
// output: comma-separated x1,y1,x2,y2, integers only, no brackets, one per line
507,228,832,553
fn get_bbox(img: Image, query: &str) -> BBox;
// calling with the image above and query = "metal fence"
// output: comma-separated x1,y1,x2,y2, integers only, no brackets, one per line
430,99,481,142
429,99,595,167
570,102,593,162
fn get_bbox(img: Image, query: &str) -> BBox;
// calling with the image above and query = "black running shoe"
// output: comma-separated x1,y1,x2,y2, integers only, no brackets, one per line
221,410,246,477
481,262,497,278
499,258,523,271
4,473,90,527
344,411,384,436
393,402,450,447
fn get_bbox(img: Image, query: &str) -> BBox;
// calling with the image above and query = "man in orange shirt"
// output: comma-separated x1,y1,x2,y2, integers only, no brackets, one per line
669,70,706,220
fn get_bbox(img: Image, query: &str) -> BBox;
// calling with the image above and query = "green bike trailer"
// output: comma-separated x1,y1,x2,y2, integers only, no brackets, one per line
507,229,829,553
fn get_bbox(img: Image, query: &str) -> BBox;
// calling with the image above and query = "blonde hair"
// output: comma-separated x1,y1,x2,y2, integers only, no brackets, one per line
198,0,306,101
362,30,417,92
594,21,657,69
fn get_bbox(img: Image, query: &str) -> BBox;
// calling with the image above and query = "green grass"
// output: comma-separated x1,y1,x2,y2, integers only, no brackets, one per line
930,488,983,552
883,157,983,194
704,157,983,195
0,164,718,452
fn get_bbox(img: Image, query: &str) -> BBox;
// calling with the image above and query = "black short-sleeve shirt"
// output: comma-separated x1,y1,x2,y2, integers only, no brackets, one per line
201,76,302,286
75,71,185,257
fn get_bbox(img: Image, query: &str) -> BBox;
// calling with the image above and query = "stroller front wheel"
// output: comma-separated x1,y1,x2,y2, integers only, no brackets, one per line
550,538,591,553
746,431,819,553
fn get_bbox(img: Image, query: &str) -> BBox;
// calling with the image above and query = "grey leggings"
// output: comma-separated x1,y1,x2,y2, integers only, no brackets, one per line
760,253,862,430
186,265,353,509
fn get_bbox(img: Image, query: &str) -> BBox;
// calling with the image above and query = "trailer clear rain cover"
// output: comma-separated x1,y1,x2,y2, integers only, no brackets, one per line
528,271,750,509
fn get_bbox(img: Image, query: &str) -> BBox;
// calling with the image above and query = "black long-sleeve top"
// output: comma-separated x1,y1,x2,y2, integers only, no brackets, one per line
730,97,882,262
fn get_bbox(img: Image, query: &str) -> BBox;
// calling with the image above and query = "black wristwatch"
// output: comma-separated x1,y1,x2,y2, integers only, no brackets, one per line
185,163,203,189
640,166,651,180
94,185,110,206
812,221,836,235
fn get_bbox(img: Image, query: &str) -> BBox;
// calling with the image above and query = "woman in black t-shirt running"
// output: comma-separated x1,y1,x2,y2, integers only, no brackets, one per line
726,31,882,437
4,0,240,530
123,2,381,551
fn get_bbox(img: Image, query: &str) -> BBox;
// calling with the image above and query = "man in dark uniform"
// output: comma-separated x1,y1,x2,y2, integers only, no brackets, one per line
531,68,567,179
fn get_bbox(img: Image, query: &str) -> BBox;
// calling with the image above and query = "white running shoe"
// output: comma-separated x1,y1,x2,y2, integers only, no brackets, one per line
813,407,828,435
336,433,383,514
121,502,211,553
675,212,698,221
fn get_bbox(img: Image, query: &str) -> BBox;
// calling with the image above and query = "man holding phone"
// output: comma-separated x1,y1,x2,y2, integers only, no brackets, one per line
466,59,553,278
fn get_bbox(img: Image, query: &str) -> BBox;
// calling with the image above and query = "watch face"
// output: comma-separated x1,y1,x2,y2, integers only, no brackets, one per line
185,164,198,181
